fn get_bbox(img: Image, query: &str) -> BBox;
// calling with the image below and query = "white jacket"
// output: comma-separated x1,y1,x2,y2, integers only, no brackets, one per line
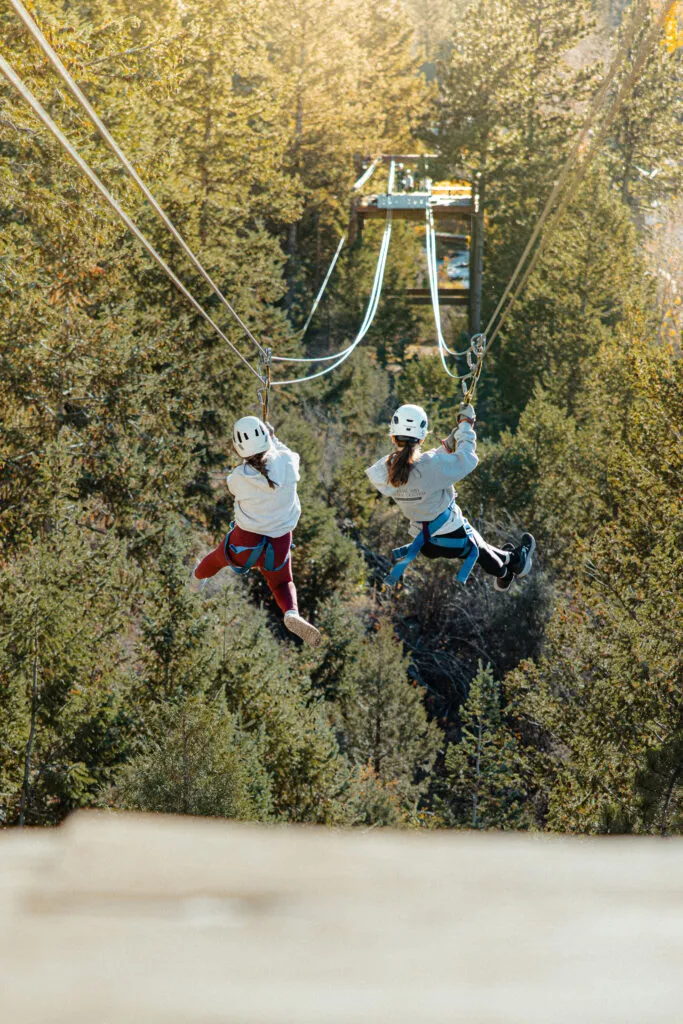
227,436,301,537
366,422,478,537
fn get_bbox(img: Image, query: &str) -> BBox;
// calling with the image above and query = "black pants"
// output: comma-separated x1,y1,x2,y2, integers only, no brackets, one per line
420,524,509,578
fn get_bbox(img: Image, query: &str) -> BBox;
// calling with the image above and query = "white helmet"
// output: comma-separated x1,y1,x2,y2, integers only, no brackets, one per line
233,416,271,458
390,404,428,441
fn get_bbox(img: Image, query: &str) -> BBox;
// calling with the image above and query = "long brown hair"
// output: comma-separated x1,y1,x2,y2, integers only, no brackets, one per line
386,437,420,487
245,451,277,489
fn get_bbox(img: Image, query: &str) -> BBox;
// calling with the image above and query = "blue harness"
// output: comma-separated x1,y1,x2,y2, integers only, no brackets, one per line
385,504,479,587
224,523,291,576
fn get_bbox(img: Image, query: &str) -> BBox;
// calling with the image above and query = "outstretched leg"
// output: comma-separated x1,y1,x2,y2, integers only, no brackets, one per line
259,562,298,614
422,526,509,578
194,542,229,579
257,535,321,647
467,526,511,579
421,525,535,590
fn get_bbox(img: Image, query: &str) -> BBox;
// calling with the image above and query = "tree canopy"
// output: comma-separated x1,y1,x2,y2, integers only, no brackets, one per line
1,0,680,833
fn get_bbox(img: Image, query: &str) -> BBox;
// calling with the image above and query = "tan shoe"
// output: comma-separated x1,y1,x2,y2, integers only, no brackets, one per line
284,611,322,647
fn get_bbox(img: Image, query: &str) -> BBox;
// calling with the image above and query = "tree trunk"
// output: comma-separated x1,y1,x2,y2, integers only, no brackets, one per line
472,719,482,829
199,49,215,247
19,634,39,828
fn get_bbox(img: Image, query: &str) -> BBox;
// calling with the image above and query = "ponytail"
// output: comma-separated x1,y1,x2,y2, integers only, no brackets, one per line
386,437,420,487
245,451,277,490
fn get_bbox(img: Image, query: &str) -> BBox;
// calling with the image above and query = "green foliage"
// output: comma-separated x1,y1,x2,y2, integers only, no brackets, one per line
501,341,683,834
331,615,441,809
0,519,132,825
0,0,679,837
115,693,273,820
444,662,529,829
606,3,683,208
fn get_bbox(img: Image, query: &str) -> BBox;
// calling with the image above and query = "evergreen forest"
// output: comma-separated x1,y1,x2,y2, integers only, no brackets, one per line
1,0,681,835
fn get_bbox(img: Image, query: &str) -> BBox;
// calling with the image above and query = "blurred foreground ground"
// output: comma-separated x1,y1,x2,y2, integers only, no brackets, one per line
0,812,681,1023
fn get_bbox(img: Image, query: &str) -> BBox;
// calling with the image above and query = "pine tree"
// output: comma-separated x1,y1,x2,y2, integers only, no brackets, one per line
334,615,441,810
0,514,132,825
265,0,429,314
489,164,652,421
444,662,529,829
607,3,682,210
114,693,273,820
501,337,683,834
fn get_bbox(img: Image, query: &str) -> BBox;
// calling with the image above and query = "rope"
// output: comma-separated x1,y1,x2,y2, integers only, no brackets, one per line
424,208,475,373
271,211,393,387
352,156,382,192
8,0,267,360
463,0,677,402
294,233,346,343
0,54,264,383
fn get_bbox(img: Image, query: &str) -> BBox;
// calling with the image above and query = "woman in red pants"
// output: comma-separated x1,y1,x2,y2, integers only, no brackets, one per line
194,416,321,647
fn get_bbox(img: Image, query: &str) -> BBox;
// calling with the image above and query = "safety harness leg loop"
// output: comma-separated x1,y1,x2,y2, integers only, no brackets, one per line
224,524,291,576
384,506,479,587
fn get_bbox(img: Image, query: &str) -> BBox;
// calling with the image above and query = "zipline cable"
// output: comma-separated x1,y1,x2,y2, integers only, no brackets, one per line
273,159,381,362
426,209,462,380
0,54,264,383
271,210,393,386
425,208,475,369
463,0,677,402
274,160,393,364
272,159,397,375
352,156,382,192
8,0,267,361
296,232,346,341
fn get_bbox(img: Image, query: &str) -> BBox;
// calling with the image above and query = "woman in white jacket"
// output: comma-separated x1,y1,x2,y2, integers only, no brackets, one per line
366,403,535,590
194,416,321,646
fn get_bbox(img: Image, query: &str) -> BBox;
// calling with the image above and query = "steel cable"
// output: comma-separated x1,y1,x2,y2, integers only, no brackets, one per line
271,211,393,387
0,54,264,383
8,0,267,360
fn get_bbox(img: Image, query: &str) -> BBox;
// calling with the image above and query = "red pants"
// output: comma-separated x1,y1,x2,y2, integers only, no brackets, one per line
194,526,297,614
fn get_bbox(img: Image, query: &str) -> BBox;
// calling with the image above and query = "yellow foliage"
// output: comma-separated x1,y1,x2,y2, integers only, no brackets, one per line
662,1,682,53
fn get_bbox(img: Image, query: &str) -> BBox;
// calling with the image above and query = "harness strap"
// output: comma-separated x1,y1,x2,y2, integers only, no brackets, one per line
385,509,479,587
224,524,291,576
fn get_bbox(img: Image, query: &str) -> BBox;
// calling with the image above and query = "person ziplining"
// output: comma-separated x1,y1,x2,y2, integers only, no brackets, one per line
367,403,535,591
193,417,321,648
3,0,675,624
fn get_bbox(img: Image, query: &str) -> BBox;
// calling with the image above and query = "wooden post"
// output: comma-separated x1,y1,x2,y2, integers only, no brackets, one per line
469,174,484,336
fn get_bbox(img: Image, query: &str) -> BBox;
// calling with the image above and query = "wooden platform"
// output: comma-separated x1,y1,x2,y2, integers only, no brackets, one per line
1,812,682,1022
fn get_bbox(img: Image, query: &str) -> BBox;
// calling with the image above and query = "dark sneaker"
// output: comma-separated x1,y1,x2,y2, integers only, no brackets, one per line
509,533,536,578
494,542,515,591
494,567,514,591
